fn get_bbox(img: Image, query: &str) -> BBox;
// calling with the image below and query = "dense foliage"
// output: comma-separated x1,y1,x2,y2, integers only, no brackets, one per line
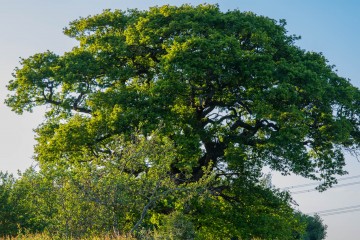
4,4,357,239
0,167,326,240
300,214,327,240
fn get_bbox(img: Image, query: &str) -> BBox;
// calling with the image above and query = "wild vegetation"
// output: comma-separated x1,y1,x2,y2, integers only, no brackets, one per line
3,3,358,239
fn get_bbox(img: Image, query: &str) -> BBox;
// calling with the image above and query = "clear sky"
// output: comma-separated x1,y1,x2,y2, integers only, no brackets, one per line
1,1,360,239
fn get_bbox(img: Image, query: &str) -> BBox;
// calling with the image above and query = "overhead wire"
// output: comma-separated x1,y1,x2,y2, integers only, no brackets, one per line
278,175,360,217
307,204,360,217
281,174,360,191
320,208,360,217
282,176,360,217
291,181,360,194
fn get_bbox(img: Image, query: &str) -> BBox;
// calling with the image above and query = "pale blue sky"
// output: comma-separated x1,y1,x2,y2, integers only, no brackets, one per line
1,1,359,239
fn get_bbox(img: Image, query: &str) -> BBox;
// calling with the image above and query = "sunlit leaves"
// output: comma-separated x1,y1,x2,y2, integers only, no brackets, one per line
5,3,360,239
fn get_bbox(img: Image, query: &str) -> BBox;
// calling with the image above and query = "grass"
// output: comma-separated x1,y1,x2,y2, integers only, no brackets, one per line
0,233,136,240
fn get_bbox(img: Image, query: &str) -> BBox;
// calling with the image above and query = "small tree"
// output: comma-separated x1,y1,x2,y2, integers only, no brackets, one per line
0,170,49,236
0,172,17,236
302,214,327,240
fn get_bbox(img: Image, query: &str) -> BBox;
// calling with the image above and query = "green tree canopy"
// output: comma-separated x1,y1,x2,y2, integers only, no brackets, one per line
302,214,327,240
5,4,360,238
7,4,360,186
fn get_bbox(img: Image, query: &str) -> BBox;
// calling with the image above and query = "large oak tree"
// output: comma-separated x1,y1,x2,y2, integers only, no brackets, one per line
6,4,359,239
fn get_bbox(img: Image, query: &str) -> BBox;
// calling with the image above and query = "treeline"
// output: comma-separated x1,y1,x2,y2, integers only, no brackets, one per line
0,142,326,239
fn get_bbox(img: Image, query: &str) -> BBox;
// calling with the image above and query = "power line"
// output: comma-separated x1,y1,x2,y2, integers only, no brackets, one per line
291,181,360,194
281,174,360,190
308,204,360,215
320,208,360,217
307,204,360,217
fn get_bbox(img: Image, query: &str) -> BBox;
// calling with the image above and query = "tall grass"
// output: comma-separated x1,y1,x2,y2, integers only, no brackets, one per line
0,233,135,240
